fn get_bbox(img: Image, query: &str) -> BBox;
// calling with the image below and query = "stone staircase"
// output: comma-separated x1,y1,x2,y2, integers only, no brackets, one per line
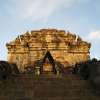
0,74,100,100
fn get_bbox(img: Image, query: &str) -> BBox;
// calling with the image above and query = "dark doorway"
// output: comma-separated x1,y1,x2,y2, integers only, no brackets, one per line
42,51,56,74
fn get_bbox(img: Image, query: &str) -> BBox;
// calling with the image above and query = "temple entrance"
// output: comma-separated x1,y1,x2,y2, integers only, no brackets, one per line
42,51,56,74
43,58,53,72
34,51,64,75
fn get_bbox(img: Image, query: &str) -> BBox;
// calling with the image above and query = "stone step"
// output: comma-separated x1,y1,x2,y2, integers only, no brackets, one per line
0,74,100,100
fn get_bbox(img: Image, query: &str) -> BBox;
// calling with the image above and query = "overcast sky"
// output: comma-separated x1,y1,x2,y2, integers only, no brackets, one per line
0,0,100,60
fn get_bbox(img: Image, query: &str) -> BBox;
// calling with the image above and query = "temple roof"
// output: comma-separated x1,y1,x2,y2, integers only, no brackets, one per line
6,29,91,52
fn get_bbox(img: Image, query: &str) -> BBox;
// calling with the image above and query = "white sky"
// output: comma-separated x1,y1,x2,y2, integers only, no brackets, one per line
0,0,100,60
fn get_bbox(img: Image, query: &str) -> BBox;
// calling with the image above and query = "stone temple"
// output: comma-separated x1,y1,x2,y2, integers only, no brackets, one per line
6,29,91,74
